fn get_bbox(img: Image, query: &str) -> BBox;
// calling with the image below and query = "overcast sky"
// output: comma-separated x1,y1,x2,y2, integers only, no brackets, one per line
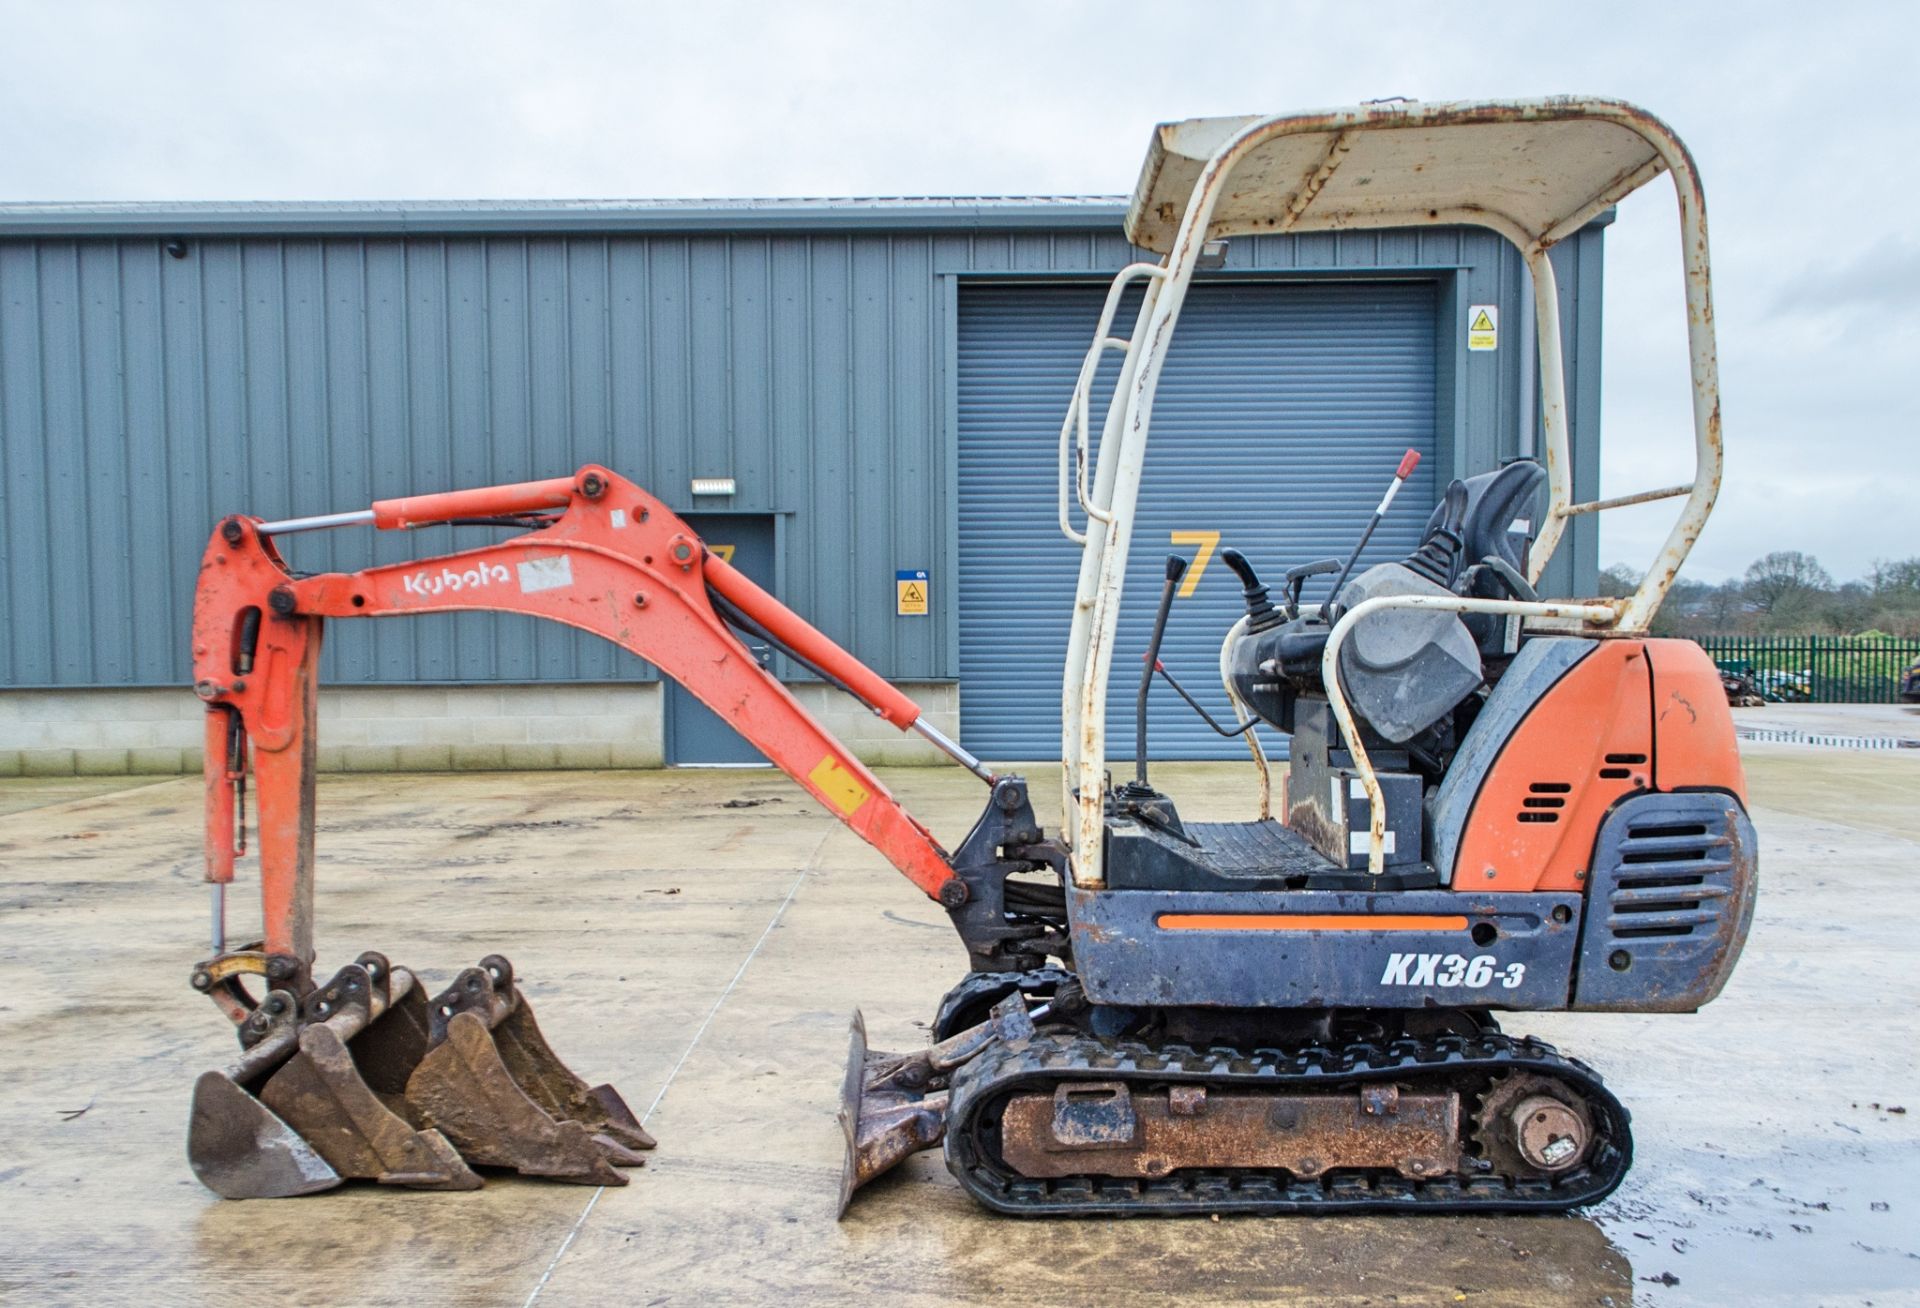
3,0,1910,584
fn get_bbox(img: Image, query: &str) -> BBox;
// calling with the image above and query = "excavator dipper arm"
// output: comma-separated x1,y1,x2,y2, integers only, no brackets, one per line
184,465,1055,1202
191,465,966,985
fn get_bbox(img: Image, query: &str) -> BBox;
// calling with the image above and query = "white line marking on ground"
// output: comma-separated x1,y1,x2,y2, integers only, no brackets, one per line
521,830,830,1308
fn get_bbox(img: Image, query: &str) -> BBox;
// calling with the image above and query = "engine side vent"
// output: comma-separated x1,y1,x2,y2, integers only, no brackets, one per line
1575,791,1757,1013
1599,751,1648,780
1518,780,1568,823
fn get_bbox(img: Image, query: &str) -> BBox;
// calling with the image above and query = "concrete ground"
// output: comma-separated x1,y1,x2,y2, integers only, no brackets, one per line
1,707,1916,1307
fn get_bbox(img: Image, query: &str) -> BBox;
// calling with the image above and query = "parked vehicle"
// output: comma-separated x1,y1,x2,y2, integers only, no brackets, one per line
1756,667,1814,702
1716,660,1766,707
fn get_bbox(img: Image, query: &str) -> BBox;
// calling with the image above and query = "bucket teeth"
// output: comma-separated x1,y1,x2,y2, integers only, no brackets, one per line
188,951,646,1198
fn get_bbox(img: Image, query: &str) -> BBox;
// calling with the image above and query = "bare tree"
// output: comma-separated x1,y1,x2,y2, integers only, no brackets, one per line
1597,563,1641,598
1743,551,1834,614
1870,557,1920,597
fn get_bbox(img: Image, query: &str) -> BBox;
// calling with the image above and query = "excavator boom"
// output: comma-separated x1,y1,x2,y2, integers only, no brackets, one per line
193,464,969,968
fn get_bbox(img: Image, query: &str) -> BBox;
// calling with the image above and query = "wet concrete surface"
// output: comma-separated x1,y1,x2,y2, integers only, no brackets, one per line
0,709,1915,1306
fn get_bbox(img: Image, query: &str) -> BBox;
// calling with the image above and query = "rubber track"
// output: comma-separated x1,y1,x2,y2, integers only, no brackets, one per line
932,968,1074,1042
944,1029,1632,1216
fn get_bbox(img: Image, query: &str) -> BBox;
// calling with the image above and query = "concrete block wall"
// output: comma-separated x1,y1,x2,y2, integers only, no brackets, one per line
0,681,959,775
785,682,958,766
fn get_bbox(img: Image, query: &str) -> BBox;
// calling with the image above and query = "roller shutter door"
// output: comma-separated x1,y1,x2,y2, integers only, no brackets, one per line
957,280,1438,761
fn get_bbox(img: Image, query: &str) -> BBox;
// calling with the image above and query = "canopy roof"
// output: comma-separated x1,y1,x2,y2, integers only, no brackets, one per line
1124,98,1686,253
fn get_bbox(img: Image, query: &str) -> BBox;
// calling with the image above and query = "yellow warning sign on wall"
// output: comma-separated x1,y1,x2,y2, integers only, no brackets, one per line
896,569,929,615
1467,304,1499,352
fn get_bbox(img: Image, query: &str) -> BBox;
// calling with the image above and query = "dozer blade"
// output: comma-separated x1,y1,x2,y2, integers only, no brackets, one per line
404,962,645,1185
837,994,1041,1216
835,1010,951,1217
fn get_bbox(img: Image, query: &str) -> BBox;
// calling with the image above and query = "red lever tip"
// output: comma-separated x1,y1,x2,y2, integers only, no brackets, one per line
1396,449,1421,479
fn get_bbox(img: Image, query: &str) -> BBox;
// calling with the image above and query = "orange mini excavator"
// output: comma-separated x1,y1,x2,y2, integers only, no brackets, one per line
185,98,1755,1215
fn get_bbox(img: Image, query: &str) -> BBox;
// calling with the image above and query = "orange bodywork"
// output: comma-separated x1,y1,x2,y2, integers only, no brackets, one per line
1647,638,1748,799
1156,914,1470,932
1451,640,1653,892
1449,636,1747,893
192,466,959,973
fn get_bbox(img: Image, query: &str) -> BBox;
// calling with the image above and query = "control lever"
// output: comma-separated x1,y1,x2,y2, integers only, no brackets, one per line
1283,558,1342,620
1219,548,1282,631
1321,448,1422,621
1134,555,1187,789
1476,555,1538,603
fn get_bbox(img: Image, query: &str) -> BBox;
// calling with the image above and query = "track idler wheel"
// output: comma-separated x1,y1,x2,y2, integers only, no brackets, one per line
404,961,648,1185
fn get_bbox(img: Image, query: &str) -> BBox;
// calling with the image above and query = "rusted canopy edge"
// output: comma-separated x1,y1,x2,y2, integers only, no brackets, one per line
1125,97,1690,254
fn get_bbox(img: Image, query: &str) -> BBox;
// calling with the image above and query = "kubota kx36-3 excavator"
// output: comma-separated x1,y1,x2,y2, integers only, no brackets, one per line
185,98,1754,1215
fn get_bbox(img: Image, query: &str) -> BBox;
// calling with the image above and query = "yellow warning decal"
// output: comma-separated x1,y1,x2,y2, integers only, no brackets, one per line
1467,304,1498,352
809,755,872,816
896,569,929,615
710,544,736,563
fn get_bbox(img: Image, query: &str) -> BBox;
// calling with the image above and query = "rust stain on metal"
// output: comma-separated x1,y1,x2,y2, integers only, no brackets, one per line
999,1085,1461,1180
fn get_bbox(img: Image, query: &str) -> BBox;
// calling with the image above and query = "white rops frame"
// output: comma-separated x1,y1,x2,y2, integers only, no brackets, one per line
1057,98,1723,885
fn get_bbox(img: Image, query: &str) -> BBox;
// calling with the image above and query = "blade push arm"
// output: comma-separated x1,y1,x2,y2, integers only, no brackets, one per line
192,466,971,982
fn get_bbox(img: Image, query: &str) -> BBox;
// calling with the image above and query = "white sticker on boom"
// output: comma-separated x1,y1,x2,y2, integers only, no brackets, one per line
517,556,575,594
1350,831,1397,855
610,509,627,529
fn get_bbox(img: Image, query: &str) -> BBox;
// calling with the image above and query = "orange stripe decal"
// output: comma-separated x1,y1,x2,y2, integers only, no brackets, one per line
1157,913,1471,932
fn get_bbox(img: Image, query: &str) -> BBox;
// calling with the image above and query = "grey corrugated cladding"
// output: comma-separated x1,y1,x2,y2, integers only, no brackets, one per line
0,200,1603,689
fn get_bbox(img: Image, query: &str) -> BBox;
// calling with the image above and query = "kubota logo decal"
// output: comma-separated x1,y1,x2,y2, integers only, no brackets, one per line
1380,953,1527,990
402,562,510,597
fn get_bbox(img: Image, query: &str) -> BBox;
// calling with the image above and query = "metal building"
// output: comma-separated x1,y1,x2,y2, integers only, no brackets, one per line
0,199,1605,769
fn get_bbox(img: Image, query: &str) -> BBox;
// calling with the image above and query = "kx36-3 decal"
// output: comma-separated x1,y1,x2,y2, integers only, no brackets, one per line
1380,953,1528,989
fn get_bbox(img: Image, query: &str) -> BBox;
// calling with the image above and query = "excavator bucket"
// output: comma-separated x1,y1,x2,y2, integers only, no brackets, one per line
188,952,647,1196
189,990,340,1199
402,957,650,1184
468,955,656,1154
188,955,476,1198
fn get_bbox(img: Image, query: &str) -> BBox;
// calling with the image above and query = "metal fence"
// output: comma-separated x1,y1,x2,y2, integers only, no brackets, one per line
1693,636,1920,704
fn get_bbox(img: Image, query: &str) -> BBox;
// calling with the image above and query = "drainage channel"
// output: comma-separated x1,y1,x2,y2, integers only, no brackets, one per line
1736,728,1920,750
